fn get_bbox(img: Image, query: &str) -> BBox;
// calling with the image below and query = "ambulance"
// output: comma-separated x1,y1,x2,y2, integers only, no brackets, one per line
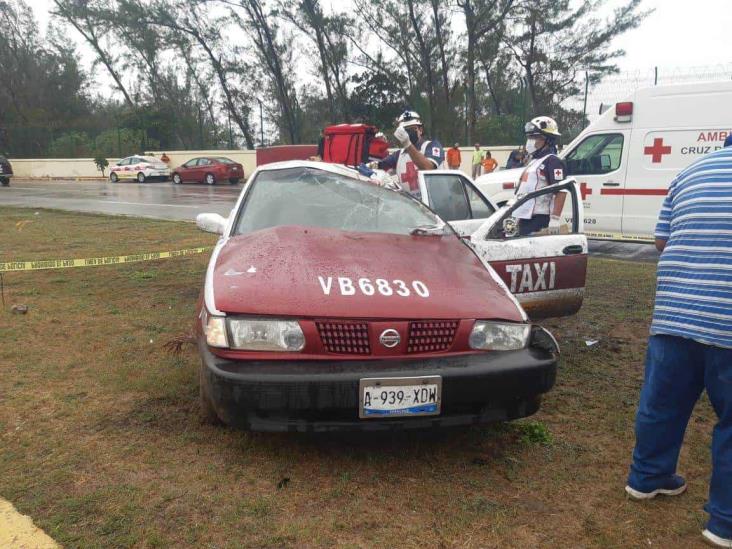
475,81,732,241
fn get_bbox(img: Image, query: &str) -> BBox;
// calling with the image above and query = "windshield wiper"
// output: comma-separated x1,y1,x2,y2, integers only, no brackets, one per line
410,224,448,236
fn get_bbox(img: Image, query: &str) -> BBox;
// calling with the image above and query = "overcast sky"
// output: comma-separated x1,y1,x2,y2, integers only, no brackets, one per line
31,0,732,84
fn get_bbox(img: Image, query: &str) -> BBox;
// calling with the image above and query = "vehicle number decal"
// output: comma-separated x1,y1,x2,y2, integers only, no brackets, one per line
317,276,430,298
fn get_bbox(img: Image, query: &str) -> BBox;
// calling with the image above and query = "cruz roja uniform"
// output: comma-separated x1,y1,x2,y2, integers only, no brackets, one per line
377,111,445,197
513,115,566,236
378,139,444,196
514,151,566,236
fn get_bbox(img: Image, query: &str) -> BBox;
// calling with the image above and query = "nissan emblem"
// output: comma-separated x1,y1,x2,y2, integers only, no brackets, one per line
379,329,401,348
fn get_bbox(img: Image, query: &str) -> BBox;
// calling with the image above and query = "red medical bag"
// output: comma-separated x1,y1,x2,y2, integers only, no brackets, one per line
322,124,378,166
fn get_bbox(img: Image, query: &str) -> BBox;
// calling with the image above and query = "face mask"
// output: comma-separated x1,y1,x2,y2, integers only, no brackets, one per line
406,128,420,146
525,138,538,155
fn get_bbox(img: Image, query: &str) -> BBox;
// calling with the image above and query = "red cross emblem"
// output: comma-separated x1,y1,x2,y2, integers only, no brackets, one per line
400,161,419,191
644,138,672,163
580,182,592,200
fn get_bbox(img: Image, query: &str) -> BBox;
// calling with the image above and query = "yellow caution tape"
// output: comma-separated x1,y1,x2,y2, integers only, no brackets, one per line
585,231,654,243
0,246,212,273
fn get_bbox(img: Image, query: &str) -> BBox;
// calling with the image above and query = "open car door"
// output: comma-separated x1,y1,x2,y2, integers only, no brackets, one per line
417,170,497,237
468,180,588,320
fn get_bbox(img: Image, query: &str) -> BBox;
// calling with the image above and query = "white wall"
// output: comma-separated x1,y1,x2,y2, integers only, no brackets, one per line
10,158,121,179
9,146,519,180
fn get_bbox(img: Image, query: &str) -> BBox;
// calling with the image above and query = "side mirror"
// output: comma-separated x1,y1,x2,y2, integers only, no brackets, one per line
196,213,226,235
502,217,518,238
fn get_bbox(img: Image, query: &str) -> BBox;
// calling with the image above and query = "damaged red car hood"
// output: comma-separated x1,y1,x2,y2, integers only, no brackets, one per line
211,226,523,321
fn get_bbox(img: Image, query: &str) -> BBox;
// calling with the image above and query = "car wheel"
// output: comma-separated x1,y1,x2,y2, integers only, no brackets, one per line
1,178,9,186
199,366,222,425
205,173,216,186
110,172,119,183
172,173,182,184
137,172,146,183
228,178,240,185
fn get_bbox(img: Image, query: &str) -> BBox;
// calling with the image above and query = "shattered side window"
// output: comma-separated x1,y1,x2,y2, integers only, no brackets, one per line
233,167,442,236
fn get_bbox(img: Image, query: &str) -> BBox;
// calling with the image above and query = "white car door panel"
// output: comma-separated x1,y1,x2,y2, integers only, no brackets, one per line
470,180,588,320
418,170,497,237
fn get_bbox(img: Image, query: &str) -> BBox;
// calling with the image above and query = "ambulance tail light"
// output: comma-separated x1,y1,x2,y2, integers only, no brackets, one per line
615,102,633,123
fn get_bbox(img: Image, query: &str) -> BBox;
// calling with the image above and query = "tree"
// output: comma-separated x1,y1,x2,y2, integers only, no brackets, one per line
52,0,137,109
279,0,351,122
145,0,256,148
233,0,302,144
93,155,109,176
456,0,515,142
0,0,91,156
506,0,649,113
348,71,404,131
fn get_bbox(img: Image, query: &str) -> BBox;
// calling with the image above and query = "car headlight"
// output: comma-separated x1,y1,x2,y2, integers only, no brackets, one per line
228,318,305,352
205,315,228,348
469,321,530,351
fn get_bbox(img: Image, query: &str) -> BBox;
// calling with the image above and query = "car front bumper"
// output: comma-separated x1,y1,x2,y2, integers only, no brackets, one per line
198,335,558,432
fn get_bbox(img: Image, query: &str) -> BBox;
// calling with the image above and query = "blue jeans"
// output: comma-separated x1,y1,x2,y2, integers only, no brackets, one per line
628,335,732,538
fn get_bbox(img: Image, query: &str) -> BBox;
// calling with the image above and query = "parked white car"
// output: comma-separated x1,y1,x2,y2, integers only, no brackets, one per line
474,81,732,241
109,155,171,183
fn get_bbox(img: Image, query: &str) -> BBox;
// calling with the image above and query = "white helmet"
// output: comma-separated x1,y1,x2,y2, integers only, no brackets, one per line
396,110,423,129
524,116,561,138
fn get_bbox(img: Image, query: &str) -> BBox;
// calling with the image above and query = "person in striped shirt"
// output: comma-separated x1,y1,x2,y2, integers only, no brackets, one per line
625,145,732,548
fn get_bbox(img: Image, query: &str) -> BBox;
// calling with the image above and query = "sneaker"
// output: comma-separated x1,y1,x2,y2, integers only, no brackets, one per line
625,474,687,501
703,530,732,548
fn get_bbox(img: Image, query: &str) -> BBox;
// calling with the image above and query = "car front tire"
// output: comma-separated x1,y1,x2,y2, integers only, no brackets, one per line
172,173,182,184
137,172,146,183
0,178,9,186
110,172,119,183
228,178,240,185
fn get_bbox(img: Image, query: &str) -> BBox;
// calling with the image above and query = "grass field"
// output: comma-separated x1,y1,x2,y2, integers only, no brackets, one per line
0,207,715,548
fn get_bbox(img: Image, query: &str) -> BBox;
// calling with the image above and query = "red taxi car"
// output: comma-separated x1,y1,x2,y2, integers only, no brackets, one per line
195,161,587,431
172,156,244,185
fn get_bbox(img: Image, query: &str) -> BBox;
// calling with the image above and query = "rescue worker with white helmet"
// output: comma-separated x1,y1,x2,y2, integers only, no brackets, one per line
373,110,444,196
513,116,567,236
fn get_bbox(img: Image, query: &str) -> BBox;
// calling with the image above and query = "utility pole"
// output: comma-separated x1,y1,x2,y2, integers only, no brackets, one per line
256,98,264,147
463,81,468,145
228,108,233,149
582,71,590,129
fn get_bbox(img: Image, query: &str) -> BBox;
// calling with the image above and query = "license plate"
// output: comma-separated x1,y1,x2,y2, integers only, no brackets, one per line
359,376,441,418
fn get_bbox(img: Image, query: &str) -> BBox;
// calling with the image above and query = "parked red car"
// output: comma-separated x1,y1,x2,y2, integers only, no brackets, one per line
172,157,244,185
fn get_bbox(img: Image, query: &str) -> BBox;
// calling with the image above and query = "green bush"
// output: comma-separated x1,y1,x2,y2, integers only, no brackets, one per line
92,128,159,158
93,155,109,176
516,420,553,446
48,131,93,157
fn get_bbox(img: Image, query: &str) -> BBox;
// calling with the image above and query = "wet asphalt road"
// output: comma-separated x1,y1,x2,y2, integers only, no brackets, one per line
1,179,660,262
0,178,240,221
